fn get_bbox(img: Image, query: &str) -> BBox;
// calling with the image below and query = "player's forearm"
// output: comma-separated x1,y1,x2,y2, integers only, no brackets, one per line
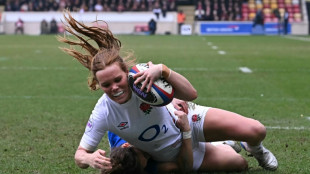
177,138,193,172
162,64,197,101
74,148,91,169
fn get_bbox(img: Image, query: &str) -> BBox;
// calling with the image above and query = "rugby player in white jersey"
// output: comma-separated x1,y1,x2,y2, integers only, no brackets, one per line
58,10,278,173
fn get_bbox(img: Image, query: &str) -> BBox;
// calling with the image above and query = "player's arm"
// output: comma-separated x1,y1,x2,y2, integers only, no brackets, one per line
157,110,193,173
175,110,193,172
133,62,197,101
75,146,112,170
162,64,197,101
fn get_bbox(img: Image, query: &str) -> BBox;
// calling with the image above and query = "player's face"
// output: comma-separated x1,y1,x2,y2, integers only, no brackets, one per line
96,63,132,104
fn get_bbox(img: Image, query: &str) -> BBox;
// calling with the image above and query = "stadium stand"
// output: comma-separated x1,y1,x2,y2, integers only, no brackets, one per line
3,0,176,13
241,0,303,22
191,0,303,22
3,0,304,23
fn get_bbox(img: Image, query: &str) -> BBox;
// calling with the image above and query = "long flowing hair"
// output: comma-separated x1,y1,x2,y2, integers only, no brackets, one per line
57,10,136,90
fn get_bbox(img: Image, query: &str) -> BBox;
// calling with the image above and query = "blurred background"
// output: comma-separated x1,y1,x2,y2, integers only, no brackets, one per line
0,0,309,35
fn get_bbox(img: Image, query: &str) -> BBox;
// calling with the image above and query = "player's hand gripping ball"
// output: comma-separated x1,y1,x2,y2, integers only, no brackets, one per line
128,63,174,106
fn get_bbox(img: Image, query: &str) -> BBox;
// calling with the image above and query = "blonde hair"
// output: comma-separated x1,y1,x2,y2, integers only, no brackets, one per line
58,10,136,90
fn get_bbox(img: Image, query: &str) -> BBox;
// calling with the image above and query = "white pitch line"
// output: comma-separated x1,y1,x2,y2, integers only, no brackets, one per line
218,51,226,55
266,126,310,130
212,46,218,49
2,95,310,102
2,66,310,73
0,66,84,71
283,36,310,42
239,67,252,73
173,67,209,71
197,97,310,102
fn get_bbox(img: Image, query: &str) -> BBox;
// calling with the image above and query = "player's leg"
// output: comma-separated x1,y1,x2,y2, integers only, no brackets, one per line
203,108,266,145
198,143,248,172
202,108,278,170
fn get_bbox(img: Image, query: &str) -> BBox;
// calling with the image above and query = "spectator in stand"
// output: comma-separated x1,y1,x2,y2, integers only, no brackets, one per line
148,18,157,35
103,3,112,11
117,0,125,12
125,0,133,11
162,0,168,18
140,1,148,11
219,0,227,21
177,10,186,34
227,0,233,21
20,1,29,11
94,0,104,11
195,1,205,21
12,0,20,11
15,18,24,34
234,1,241,21
147,0,153,11
58,0,67,11
204,0,213,20
213,1,219,21
27,1,35,11
72,0,82,12
4,0,13,11
168,0,176,11
131,0,139,11
87,0,95,11
111,0,118,11
153,1,162,19
79,2,88,13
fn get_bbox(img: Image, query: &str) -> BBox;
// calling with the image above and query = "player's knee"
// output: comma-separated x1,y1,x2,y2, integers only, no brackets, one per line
250,120,266,142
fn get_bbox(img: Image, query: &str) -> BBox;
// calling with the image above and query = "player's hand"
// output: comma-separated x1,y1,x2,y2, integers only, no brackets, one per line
133,61,161,92
175,110,190,132
87,149,111,170
172,98,189,114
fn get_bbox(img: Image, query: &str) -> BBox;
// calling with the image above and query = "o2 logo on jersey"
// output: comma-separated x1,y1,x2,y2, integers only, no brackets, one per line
138,124,168,142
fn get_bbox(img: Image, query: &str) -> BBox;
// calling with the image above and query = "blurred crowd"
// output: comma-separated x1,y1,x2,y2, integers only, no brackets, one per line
194,0,243,21
4,0,177,12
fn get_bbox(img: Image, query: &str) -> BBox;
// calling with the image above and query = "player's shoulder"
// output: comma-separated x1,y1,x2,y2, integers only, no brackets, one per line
92,94,109,115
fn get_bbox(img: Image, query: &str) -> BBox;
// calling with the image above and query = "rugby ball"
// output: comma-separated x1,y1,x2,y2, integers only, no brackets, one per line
128,63,174,106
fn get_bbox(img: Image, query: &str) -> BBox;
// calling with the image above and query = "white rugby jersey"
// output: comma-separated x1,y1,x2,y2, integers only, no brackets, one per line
80,93,182,162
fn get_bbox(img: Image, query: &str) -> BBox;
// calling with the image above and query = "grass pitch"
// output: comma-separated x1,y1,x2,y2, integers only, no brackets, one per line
0,35,310,173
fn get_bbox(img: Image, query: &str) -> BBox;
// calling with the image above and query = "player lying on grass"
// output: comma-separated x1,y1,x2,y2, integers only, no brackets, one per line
58,10,278,173
103,130,242,174
102,108,194,174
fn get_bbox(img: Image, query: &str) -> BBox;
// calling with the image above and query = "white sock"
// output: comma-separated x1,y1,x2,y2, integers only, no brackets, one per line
243,142,264,153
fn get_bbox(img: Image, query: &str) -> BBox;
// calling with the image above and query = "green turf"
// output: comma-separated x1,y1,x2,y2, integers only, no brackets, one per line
0,35,309,173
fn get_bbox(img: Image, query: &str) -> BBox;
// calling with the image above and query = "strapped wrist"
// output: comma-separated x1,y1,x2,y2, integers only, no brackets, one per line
182,130,192,139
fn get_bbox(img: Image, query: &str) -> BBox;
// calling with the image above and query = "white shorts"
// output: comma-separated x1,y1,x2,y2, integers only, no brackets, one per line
187,102,210,171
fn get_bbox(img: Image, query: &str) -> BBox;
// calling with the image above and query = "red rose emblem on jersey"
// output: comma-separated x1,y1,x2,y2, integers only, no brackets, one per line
192,114,201,122
140,103,153,115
